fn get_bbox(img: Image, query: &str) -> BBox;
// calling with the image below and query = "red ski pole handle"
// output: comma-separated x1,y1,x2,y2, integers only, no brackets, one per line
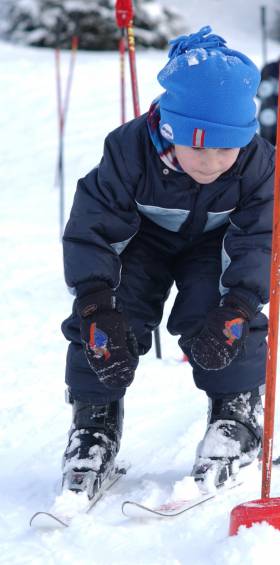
115,0,134,28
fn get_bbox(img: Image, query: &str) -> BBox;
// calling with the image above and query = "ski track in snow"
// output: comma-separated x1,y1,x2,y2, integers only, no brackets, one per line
1,21,280,565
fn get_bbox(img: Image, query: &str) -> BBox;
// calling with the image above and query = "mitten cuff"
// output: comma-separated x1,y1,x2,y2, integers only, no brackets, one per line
221,288,261,321
76,280,111,299
77,287,115,318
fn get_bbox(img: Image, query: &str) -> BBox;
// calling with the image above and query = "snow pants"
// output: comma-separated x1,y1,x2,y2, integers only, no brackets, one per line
62,222,268,404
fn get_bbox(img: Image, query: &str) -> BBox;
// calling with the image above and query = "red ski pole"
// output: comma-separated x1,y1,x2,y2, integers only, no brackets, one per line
115,0,131,124
126,19,140,117
115,0,140,118
115,0,130,124
119,28,126,124
55,32,79,182
115,0,161,358
229,66,280,535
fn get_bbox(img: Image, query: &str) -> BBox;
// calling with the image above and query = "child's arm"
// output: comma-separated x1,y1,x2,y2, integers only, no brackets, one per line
63,131,141,297
186,144,275,371
220,144,275,313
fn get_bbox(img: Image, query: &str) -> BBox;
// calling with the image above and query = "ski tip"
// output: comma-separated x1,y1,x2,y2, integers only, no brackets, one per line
29,511,69,528
121,500,129,513
30,512,43,527
121,500,138,517
121,500,164,518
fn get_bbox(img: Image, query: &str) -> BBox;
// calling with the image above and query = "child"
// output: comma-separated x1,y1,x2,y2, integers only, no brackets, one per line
61,26,274,498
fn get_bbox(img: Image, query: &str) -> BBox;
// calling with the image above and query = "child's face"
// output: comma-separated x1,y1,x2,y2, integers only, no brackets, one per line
174,146,240,184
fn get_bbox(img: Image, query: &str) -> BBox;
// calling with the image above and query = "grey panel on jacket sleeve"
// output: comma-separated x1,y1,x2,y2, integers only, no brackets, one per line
217,139,274,306
110,234,137,255
136,201,190,232
219,234,231,296
204,208,236,232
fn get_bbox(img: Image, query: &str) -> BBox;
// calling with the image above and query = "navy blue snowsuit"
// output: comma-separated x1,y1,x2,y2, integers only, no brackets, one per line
62,114,274,404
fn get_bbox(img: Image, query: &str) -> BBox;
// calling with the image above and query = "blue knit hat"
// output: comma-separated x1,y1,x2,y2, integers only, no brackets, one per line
158,26,261,148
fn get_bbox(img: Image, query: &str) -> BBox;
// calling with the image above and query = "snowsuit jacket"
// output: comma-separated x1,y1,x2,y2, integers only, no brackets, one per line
63,114,275,313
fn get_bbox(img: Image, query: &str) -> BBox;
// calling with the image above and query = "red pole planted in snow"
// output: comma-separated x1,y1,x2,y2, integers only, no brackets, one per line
261,64,280,499
229,70,280,535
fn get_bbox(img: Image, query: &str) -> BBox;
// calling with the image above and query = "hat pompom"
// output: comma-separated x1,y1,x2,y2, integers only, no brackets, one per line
168,26,227,59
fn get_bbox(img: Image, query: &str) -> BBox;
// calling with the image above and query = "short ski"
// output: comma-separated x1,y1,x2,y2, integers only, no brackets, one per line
30,464,128,529
122,478,243,519
122,492,215,518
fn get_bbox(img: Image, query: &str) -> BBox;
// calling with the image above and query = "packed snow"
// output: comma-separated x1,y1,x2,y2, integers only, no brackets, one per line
1,7,280,564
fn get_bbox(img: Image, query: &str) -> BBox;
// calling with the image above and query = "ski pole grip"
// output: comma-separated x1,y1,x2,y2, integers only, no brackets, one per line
115,0,134,28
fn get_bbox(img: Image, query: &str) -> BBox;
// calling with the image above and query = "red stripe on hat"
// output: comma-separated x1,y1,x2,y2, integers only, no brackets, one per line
192,128,206,147
201,129,205,147
192,128,198,146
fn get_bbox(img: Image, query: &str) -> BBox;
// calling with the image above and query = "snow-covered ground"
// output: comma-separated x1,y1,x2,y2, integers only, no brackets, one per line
1,16,280,565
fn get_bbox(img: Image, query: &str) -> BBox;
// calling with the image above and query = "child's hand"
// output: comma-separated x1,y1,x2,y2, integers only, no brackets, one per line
76,286,139,389
190,303,251,371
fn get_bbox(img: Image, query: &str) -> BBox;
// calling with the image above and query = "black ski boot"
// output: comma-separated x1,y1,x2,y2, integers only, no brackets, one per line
62,398,124,499
192,388,263,492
